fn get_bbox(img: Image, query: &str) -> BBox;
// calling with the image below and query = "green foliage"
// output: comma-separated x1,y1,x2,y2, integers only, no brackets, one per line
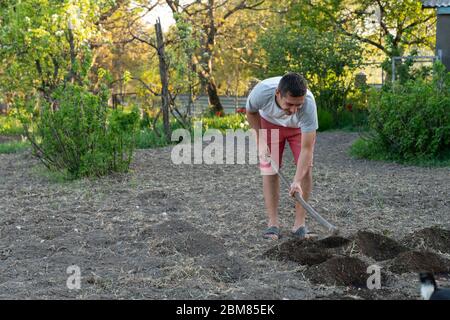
350,136,450,167
0,140,30,154
136,117,186,149
383,50,434,84
0,0,114,99
136,113,250,149
196,113,249,133
350,137,389,161
364,62,450,161
0,113,24,135
256,17,363,126
20,84,140,179
317,108,334,132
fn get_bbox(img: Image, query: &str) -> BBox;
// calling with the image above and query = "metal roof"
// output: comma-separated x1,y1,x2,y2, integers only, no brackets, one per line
422,0,450,8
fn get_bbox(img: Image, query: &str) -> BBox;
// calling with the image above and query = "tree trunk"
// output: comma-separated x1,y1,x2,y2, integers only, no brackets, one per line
155,18,171,141
207,79,223,115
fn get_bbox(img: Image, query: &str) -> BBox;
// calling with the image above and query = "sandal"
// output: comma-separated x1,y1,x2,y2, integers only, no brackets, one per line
292,225,309,239
263,226,281,240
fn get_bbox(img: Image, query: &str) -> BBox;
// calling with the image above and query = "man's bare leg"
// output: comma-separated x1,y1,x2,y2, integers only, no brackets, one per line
263,174,280,239
293,167,312,232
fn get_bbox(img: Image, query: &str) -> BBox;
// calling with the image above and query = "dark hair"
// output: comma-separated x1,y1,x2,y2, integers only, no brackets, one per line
278,72,307,97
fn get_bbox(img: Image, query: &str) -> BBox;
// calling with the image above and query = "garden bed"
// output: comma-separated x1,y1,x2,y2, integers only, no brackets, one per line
0,131,449,299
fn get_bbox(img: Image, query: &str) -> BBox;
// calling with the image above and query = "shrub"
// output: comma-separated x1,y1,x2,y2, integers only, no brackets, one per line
0,111,24,135
20,84,140,179
317,108,334,131
365,62,450,161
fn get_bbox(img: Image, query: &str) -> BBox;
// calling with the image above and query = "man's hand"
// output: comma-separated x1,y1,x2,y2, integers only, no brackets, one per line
289,181,302,197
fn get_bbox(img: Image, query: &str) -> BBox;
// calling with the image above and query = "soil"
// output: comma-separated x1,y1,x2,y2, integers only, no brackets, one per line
1,131,449,299
352,230,409,261
388,251,450,274
402,227,450,254
263,236,350,266
303,256,371,287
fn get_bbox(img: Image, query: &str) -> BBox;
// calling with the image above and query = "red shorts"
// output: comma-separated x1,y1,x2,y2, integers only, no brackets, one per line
259,116,313,174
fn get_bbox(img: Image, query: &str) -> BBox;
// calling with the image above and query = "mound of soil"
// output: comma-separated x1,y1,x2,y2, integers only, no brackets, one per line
264,236,351,266
317,236,352,248
142,220,227,256
353,231,408,261
303,256,370,287
199,254,250,283
388,250,450,274
160,231,226,256
402,227,450,254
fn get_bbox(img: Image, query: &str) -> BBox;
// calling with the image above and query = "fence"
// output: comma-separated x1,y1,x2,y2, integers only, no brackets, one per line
174,94,247,115
111,93,248,115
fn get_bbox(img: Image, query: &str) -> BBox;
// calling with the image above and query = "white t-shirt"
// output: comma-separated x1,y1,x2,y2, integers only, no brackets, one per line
245,76,319,132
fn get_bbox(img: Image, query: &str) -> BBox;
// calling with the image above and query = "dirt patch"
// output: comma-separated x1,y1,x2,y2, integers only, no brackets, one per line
1,131,449,299
143,220,227,256
199,254,250,283
140,219,197,238
263,236,351,266
353,230,408,261
317,236,352,248
402,227,450,254
303,256,370,287
137,190,183,214
388,251,450,274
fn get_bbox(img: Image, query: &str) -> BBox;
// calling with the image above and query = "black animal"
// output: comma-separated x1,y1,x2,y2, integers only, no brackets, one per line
420,273,450,300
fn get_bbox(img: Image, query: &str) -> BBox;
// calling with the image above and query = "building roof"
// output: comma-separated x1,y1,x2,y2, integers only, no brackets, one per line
422,0,450,8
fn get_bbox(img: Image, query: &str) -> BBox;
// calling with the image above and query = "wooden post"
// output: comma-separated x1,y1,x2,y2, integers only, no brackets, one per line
155,18,171,140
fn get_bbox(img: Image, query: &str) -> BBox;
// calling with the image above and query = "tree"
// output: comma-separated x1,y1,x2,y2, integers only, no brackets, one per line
259,26,363,114
164,0,266,114
291,0,436,78
0,0,128,102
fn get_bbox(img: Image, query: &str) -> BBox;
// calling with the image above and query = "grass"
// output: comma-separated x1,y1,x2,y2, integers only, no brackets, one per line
0,140,30,154
317,108,369,132
0,115,24,135
136,128,174,149
350,137,450,167
29,163,74,183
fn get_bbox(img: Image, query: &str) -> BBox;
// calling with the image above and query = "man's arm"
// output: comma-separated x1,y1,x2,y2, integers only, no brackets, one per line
246,109,261,138
294,131,316,182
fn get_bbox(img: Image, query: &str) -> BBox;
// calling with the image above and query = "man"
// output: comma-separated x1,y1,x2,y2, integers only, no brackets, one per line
246,72,318,240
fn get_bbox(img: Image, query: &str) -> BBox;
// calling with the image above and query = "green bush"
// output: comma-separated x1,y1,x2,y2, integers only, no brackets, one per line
365,62,450,161
317,108,334,131
0,112,24,135
137,118,186,149
350,137,388,161
335,108,368,131
20,84,140,179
